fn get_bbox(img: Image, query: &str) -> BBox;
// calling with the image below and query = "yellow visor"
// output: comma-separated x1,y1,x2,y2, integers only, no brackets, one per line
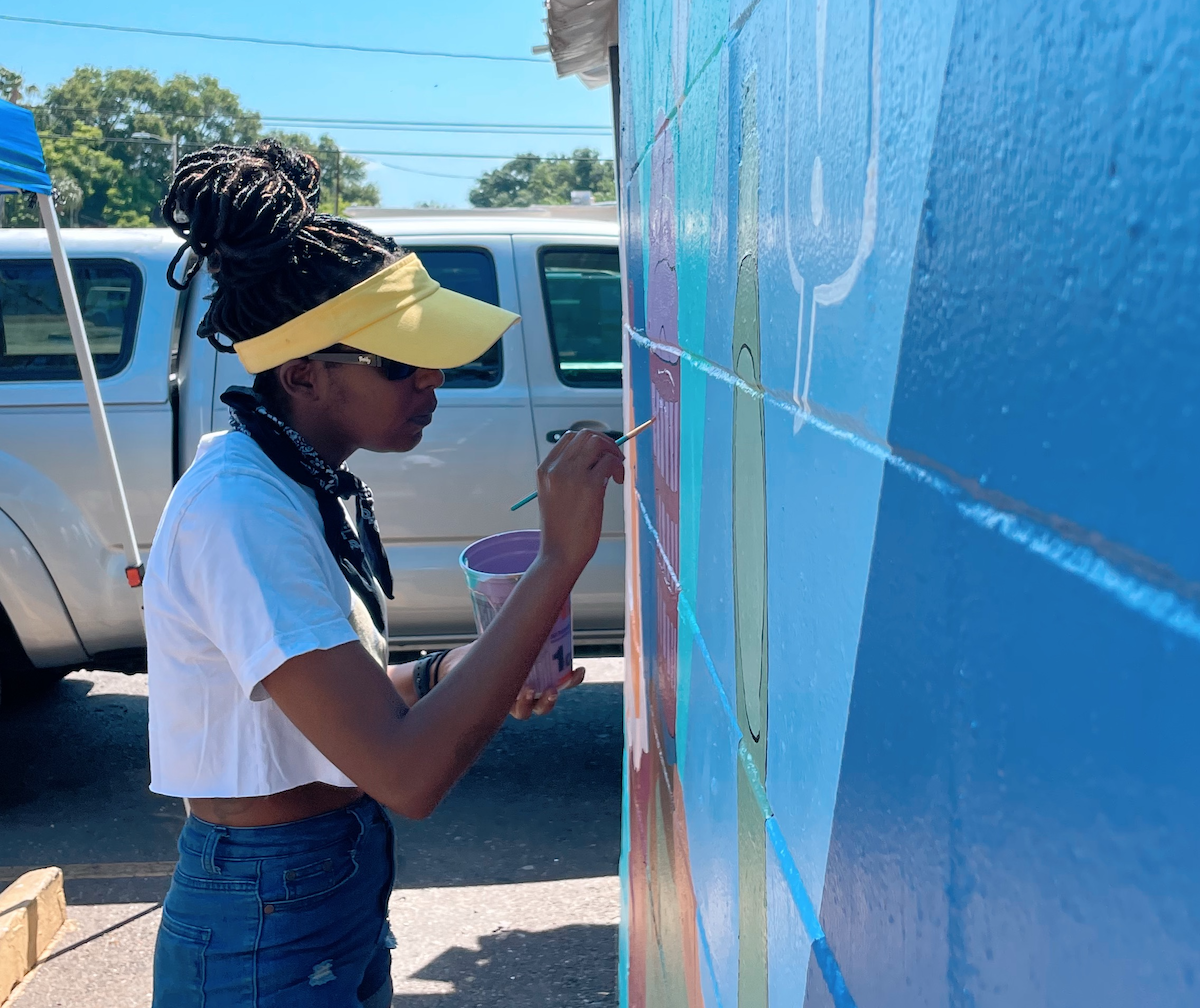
233,252,520,375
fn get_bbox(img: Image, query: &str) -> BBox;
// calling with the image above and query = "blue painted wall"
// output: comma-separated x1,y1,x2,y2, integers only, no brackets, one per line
618,0,1200,1005
810,3,1200,1005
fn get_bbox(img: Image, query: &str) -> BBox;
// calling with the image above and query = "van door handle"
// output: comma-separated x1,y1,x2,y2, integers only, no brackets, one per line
546,428,623,444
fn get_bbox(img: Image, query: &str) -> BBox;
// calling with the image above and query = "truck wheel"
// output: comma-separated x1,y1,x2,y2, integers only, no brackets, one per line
0,606,71,703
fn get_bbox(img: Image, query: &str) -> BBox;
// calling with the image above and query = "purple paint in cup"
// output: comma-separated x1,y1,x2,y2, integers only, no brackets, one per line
460,529,573,695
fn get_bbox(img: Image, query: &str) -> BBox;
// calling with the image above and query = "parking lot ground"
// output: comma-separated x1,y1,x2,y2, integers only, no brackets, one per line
0,658,625,1007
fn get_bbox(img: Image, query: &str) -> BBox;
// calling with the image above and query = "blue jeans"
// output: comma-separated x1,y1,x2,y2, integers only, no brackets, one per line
153,795,395,1007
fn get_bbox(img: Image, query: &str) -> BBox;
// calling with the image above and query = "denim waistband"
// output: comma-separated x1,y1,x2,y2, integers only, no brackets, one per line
179,794,386,860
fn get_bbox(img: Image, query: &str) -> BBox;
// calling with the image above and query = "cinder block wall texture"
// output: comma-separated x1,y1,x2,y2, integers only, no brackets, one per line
617,1,1200,1006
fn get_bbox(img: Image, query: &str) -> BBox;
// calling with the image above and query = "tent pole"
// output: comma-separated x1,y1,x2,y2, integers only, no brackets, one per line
37,193,144,586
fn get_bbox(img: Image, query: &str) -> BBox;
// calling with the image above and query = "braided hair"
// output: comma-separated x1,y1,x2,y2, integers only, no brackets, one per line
162,138,400,352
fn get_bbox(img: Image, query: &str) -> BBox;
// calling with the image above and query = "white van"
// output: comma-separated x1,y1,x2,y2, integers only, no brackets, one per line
0,205,623,691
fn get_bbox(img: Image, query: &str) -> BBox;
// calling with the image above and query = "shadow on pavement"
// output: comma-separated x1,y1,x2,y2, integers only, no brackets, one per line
0,670,624,903
394,923,618,1007
0,673,185,904
391,680,623,889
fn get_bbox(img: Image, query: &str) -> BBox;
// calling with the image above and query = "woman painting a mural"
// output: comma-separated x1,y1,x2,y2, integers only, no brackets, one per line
143,139,624,1006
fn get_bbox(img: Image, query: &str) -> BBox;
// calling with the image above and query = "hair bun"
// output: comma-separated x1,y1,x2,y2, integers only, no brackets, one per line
162,138,324,290
255,140,322,205
161,140,398,348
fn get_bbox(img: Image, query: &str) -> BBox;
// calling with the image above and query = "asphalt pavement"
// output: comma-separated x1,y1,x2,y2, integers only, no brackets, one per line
0,657,625,1007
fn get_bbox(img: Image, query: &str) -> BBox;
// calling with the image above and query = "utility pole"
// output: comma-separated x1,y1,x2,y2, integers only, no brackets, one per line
132,131,179,179
334,149,341,216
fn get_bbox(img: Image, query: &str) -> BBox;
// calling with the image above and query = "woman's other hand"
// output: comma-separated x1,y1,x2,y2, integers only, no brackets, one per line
536,430,625,576
509,666,587,720
394,647,587,721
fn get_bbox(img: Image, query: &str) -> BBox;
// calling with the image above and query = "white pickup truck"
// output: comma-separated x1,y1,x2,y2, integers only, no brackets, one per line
0,206,624,695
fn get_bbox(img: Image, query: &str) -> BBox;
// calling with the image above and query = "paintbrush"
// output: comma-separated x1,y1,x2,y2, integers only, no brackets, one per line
510,416,656,511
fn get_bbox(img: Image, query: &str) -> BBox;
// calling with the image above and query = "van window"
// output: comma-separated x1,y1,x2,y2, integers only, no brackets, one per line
0,259,142,382
539,247,622,389
409,247,502,388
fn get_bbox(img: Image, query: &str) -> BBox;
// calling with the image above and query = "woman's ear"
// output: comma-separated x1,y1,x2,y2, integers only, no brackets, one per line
276,358,323,403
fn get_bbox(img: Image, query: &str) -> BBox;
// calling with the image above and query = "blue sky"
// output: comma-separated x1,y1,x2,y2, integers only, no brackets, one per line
1,0,614,207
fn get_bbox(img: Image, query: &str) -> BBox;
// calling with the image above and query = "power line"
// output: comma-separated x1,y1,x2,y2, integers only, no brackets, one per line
37,133,614,162
262,117,606,131
261,119,608,136
338,148,610,162
380,162,479,181
0,14,552,64
37,106,610,134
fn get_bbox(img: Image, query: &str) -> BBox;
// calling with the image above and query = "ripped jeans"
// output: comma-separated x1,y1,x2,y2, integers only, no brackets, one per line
152,795,395,1007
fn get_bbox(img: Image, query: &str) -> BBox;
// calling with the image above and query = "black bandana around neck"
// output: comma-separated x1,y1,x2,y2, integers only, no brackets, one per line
221,386,393,634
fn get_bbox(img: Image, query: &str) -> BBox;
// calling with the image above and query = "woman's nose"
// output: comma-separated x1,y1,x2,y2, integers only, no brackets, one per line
416,367,445,390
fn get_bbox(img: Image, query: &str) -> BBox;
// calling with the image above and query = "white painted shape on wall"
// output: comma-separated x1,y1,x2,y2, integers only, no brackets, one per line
787,0,882,434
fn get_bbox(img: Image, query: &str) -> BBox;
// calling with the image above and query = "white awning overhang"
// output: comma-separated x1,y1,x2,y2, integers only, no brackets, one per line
538,0,619,88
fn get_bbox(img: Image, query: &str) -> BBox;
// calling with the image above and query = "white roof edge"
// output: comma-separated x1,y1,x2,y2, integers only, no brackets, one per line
0,214,619,252
541,0,619,89
0,227,184,252
345,203,617,221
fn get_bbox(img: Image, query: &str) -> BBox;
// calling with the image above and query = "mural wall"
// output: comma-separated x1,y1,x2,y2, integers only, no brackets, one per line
617,1,1200,1006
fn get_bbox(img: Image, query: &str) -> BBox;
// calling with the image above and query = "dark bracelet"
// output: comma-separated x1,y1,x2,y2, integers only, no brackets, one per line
414,650,450,699
413,653,434,699
430,649,452,687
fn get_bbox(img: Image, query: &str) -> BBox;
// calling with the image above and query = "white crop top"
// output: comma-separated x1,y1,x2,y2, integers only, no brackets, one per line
144,429,388,798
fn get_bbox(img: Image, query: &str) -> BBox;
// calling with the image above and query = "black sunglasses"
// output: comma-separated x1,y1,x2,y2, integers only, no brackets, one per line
307,351,419,382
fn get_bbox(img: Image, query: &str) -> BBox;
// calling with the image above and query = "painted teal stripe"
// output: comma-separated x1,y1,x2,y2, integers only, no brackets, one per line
626,0,766,176
694,904,728,1008
630,327,1200,645
619,749,631,1008
634,490,858,1008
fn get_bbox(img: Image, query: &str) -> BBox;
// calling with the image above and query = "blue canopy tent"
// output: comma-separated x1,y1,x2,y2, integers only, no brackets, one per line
0,98,143,585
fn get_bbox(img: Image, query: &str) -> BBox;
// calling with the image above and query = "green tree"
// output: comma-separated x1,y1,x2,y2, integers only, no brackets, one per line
36,67,262,226
0,117,124,229
0,67,39,226
469,148,615,208
267,132,380,214
1,65,24,102
1,64,379,227
50,172,83,228
42,125,126,223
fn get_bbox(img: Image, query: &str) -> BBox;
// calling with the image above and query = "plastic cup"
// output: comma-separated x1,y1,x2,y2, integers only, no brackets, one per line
460,529,573,695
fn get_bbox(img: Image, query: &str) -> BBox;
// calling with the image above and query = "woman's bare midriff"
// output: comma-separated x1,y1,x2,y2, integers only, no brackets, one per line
188,782,364,828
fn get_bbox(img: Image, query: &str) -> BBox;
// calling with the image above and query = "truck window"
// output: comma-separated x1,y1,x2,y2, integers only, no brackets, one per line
409,247,502,388
0,259,142,382
538,247,622,389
